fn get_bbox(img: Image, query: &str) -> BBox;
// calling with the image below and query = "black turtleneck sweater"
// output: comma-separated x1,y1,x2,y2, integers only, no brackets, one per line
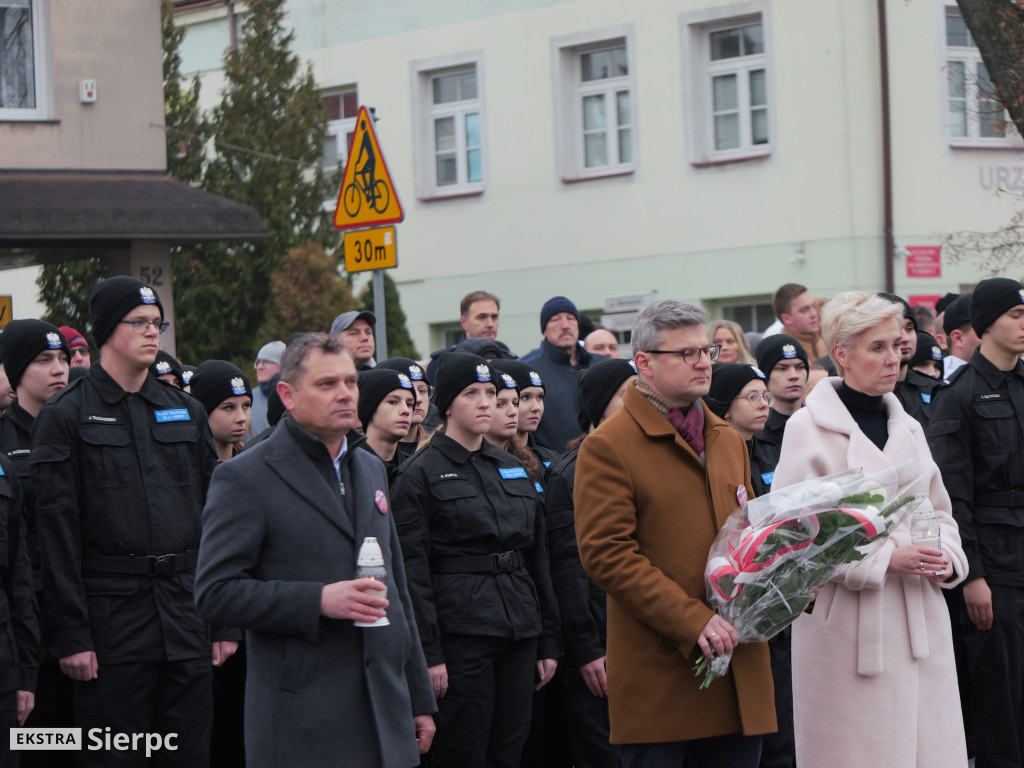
837,381,888,450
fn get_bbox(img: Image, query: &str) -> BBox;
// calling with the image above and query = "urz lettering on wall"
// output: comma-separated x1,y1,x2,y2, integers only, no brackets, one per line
979,166,1024,192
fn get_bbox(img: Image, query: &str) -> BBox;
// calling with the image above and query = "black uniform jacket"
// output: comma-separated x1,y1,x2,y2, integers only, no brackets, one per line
895,367,942,427
544,443,606,670
747,435,780,499
927,348,1024,587
0,455,39,692
0,402,42,590
390,433,561,666
30,365,221,663
759,408,790,451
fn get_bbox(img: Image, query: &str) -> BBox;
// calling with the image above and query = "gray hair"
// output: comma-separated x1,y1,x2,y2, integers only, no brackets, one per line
821,291,902,375
280,333,351,385
631,300,709,358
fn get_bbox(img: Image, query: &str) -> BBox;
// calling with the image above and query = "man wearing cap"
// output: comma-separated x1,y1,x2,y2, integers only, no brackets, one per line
755,333,809,455
942,294,981,381
30,276,232,767
574,300,774,768
927,277,1024,768
251,340,285,436
58,325,91,370
195,333,435,767
331,310,377,370
522,296,604,451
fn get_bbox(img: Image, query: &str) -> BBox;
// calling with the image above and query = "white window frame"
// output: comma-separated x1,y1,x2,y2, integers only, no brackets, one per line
552,25,638,182
941,6,1022,149
681,3,774,167
321,86,358,210
411,51,486,200
718,296,775,333
0,0,53,121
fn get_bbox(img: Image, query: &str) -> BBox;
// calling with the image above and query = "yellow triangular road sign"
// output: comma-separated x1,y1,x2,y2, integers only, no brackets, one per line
333,106,404,230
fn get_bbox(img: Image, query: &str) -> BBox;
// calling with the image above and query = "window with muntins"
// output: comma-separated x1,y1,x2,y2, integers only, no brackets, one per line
706,21,768,156
0,0,49,120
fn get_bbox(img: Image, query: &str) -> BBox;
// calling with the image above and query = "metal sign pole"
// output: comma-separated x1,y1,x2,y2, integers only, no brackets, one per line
372,269,387,361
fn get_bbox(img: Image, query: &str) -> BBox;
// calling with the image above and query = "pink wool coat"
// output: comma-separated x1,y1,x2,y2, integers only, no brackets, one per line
773,379,968,768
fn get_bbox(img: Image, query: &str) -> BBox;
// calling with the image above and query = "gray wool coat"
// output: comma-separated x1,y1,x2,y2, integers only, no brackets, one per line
195,417,436,768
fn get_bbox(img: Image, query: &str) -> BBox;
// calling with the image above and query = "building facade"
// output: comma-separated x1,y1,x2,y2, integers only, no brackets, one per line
174,0,1024,356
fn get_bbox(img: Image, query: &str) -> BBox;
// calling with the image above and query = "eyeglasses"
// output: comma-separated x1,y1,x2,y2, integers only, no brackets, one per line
643,344,721,365
413,383,434,399
120,319,170,335
735,391,773,408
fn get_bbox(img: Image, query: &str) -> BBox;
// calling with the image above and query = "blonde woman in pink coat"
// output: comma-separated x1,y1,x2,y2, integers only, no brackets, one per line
772,291,969,768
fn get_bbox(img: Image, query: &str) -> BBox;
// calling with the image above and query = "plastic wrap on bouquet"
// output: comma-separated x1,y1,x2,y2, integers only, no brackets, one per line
694,465,923,688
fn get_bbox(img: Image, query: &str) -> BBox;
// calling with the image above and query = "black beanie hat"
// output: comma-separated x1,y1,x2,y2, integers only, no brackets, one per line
377,356,431,386
181,365,196,388
491,359,545,391
942,294,972,336
971,277,1024,337
935,292,961,315
89,276,164,348
457,337,505,360
540,296,579,330
434,352,494,417
358,368,416,431
755,333,809,376
704,363,767,419
189,360,252,415
0,320,69,390
150,350,183,388
909,332,943,369
876,292,917,333
577,357,637,431
265,373,285,427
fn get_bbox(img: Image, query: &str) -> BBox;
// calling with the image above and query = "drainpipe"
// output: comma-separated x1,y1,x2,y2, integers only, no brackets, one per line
878,0,895,293
227,0,237,51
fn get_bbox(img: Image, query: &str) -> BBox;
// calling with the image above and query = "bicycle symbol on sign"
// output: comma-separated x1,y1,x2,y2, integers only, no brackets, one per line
343,119,391,217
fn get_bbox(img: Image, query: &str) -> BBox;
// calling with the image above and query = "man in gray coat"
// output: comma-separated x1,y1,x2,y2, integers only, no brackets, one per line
196,333,436,767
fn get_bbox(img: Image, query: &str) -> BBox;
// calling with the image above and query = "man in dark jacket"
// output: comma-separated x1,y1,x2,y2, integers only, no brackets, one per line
31,276,233,767
195,334,435,768
927,277,1024,768
522,296,604,451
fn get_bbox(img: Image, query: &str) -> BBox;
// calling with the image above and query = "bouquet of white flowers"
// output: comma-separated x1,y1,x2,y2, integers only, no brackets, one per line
694,465,922,688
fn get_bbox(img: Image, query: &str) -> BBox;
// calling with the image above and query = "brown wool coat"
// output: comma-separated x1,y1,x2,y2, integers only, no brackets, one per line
574,385,776,744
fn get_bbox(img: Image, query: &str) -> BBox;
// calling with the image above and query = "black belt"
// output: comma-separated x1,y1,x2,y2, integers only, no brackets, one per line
83,550,198,577
976,492,1024,508
432,550,525,575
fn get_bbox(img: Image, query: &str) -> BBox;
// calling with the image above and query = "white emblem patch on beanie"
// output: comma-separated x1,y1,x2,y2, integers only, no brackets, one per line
629,360,638,371
529,371,543,387
45,332,61,349
230,377,246,395
782,344,797,359
751,365,766,379
156,361,172,374
931,345,942,361
501,373,516,389
409,364,424,380
476,364,491,382
139,286,157,304
398,373,412,389
1019,289,1024,303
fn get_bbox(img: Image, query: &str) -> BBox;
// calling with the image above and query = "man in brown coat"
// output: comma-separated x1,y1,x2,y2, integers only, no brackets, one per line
574,300,776,768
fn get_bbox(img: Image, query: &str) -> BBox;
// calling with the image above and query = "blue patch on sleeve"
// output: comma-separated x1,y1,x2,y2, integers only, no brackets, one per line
154,408,191,423
534,482,544,493
0,464,4,476
543,460,551,468
499,466,529,480
921,393,931,404
760,471,775,487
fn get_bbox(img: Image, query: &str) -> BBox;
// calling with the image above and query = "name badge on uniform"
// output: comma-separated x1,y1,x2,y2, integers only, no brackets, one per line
736,484,748,506
921,393,931,404
154,409,191,423
375,489,389,515
975,393,1007,402
499,467,528,480
760,471,775,487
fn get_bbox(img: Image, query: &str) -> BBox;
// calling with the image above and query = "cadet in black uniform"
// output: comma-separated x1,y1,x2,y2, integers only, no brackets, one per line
908,331,944,381
31,276,234,767
705,363,777,497
491,360,561,477
545,357,636,768
879,293,941,426
927,277,1024,768
357,367,417,485
0,452,40,762
390,352,560,768
755,333,808,457
0,320,73,763
376,357,435,458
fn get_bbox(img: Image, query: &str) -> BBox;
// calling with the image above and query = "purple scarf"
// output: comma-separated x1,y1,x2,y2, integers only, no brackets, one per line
667,404,705,456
